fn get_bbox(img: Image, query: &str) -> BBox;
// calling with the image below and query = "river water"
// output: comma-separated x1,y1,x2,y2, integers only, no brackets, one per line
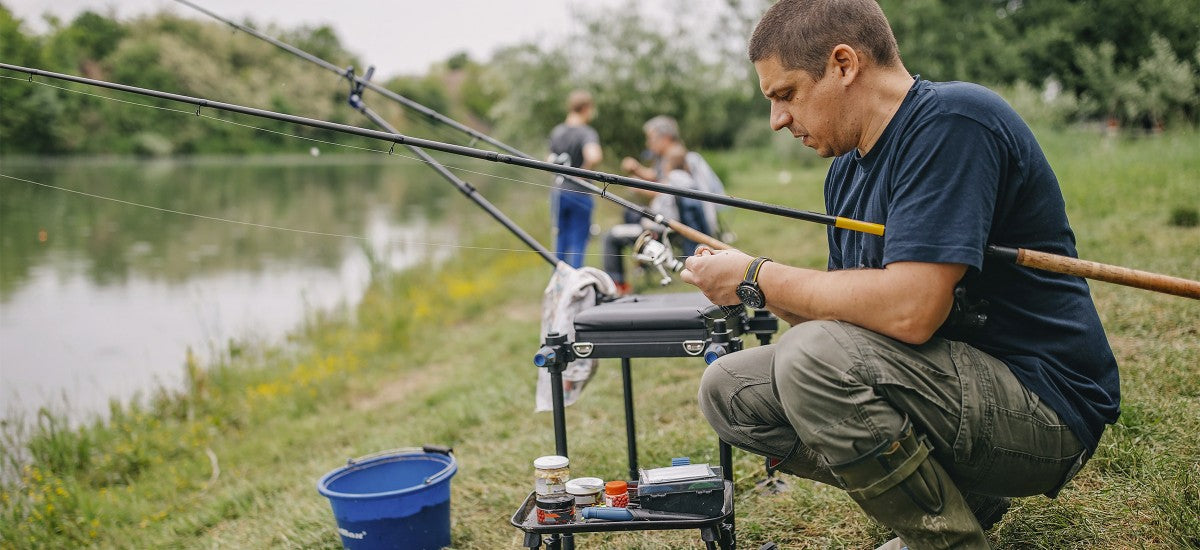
0,153,544,425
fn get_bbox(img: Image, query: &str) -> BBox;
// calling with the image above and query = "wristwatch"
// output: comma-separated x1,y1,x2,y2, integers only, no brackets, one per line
736,257,772,309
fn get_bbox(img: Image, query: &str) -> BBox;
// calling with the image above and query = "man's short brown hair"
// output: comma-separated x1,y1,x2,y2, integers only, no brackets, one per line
567,89,593,114
748,0,900,79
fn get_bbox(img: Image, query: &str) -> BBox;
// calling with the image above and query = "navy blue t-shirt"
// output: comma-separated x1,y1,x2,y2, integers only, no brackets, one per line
824,77,1120,452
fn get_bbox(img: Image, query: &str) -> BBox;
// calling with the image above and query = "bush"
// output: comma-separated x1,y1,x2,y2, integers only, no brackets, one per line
1075,35,1199,129
996,79,1081,129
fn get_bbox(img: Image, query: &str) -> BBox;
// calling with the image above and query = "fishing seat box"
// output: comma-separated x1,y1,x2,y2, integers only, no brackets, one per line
570,292,744,359
514,293,776,548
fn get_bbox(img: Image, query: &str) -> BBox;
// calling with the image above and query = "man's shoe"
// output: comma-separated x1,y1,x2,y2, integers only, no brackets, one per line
874,538,907,550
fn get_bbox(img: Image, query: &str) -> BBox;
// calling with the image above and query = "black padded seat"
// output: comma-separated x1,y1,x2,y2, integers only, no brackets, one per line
571,292,743,359
574,292,718,331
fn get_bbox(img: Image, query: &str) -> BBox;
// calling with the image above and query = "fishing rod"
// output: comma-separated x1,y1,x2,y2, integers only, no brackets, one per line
170,0,724,251
5,63,1198,300
0,64,861,230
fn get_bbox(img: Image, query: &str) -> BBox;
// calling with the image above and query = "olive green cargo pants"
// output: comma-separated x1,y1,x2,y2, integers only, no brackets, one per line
697,321,1088,543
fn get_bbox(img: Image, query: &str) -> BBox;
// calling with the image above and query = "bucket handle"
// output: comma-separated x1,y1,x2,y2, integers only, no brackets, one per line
345,445,456,485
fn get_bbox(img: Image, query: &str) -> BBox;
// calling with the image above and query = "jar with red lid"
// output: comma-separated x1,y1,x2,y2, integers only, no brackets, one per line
603,480,629,507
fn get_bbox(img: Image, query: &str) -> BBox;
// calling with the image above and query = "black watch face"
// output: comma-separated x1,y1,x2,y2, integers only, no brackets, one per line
736,283,765,309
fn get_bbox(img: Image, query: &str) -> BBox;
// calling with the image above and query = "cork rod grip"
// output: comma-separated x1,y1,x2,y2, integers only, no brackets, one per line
1015,248,1200,300
667,219,731,251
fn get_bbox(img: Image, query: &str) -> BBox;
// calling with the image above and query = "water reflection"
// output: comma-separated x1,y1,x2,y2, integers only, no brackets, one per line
0,154,499,424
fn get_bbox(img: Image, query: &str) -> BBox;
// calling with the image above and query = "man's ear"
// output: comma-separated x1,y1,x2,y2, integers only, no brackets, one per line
827,44,860,85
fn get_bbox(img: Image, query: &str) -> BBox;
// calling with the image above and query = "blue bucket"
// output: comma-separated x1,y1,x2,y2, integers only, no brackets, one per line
317,447,458,550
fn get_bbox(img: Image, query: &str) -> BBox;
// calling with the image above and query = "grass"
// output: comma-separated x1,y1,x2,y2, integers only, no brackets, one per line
2,127,1198,549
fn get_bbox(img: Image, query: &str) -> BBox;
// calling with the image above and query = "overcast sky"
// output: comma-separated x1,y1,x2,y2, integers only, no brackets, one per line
5,0,729,78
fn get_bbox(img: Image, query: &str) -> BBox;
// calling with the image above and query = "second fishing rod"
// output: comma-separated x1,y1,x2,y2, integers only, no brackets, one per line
345,66,558,268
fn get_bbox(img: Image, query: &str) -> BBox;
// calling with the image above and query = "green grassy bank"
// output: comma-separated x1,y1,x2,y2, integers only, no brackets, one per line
2,128,1197,549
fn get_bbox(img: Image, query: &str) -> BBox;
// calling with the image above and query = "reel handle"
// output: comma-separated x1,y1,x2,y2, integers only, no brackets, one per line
634,230,682,286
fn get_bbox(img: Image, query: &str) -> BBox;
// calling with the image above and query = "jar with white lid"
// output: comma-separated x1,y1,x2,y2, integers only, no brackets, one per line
533,455,570,496
565,477,604,511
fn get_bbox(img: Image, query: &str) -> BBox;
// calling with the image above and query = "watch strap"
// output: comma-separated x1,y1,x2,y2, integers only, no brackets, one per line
743,257,772,284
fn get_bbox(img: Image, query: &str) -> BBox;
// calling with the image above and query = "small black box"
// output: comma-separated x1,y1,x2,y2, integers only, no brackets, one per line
636,464,725,517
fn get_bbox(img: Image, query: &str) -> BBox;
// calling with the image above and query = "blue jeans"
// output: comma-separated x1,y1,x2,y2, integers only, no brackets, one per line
552,189,593,268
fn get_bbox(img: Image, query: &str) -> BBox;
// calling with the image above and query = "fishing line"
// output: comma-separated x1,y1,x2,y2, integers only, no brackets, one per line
0,172,623,259
0,65,869,229
0,173,368,240
1,74,597,199
389,103,473,147
0,75,388,155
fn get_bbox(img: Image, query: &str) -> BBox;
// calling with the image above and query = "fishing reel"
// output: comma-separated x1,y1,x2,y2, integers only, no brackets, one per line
942,282,989,333
634,230,683,286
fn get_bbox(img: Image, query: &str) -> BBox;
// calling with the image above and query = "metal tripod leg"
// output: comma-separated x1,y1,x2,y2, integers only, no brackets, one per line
621,357,639,480
548,364,575,550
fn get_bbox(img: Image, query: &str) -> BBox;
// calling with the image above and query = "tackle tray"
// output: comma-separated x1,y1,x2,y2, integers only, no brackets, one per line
508,480,734,535
570,292,745,359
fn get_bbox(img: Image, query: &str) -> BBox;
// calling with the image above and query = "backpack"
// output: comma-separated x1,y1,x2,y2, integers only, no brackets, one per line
684,152,731,241
685,151,728,203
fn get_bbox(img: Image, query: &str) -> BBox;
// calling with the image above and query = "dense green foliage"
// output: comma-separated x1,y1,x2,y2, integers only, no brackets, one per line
2,0,1198,156
0,6,422,155
879,0,1200,128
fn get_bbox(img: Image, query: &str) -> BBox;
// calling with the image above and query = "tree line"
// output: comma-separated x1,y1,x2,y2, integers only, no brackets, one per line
1,0,1197,157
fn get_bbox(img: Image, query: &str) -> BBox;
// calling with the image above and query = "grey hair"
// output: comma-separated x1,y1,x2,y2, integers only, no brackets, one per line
643,115,680,141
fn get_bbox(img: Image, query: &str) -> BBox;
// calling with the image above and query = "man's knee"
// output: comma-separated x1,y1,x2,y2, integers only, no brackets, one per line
773,321,862,396
697,359,736,430
696,351,795,459
772,321,878,450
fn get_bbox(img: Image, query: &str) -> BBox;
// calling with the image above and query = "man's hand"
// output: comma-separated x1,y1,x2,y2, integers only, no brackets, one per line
681,247,754,306
621,156,643,174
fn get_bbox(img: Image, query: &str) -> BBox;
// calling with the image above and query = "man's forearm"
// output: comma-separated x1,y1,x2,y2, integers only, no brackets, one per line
766,305,810,326
757,261,963,344
631,165,656,181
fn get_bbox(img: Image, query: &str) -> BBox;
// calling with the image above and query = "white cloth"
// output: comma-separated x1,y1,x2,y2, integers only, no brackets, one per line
536,262,618,412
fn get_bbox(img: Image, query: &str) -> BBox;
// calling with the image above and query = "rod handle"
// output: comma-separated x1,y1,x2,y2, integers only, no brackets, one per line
998,246,1200,300
666,220,730,251
834,216,885,236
